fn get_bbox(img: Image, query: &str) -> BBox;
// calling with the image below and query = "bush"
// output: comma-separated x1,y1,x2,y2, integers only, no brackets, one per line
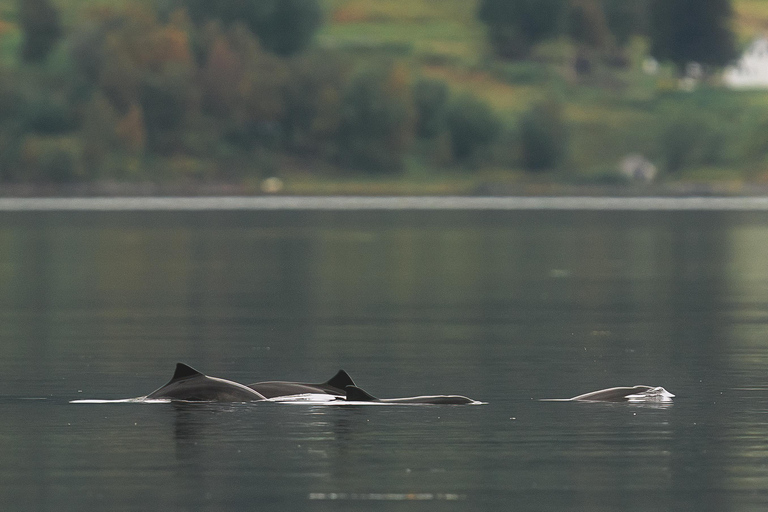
336,64,415,173
445,94,501,163
282,51,347,156
477,0,568,59
20,135,83,182
412,78,449,139
19,0,62,63
657,109,726,173
21,98,77,135
183,0,322,56
519,100,568,171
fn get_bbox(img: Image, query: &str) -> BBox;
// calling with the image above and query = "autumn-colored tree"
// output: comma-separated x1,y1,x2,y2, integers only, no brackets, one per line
199,23,287,148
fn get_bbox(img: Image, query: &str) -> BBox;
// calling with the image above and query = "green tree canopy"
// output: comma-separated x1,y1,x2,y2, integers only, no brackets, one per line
182,0,322,56
477,0,568,59
603,0,649,47
649,0,736,71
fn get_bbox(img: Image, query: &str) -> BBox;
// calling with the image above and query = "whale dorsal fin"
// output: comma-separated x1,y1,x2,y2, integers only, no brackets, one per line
346,385,379,402
325,370,355,390
172,363,203,381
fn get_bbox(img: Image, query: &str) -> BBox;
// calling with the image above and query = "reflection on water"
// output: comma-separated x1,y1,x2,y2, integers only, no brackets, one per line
1,207,768,509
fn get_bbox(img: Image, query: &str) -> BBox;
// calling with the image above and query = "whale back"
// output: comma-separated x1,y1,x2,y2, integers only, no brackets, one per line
248,369,355,398
146,363,266,402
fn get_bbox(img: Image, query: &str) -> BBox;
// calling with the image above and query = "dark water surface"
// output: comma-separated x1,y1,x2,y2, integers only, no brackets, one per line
2,203,768,510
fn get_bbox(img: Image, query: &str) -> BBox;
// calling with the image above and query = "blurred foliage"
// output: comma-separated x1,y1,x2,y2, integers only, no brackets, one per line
0,0,763,187
18,0,62,63
477,0,568,60
520,99,568,171
181,0,322,56
445,94,501,164
649,0,737,71
336,63,415,172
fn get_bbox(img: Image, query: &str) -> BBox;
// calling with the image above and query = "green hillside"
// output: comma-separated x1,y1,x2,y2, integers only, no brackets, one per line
0,0,766,194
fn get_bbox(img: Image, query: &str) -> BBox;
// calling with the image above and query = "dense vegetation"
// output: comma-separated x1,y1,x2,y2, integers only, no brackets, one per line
0,0,766,191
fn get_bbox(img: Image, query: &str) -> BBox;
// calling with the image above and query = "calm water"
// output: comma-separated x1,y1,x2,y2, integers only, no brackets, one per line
2,200,768,510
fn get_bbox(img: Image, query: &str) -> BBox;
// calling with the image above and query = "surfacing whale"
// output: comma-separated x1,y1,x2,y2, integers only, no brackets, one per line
144,363,267,402
345,385,481,405
247,370,355,399
542,385,675,402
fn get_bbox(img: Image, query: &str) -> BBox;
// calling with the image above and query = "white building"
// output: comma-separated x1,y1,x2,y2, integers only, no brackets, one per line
724,37,768,89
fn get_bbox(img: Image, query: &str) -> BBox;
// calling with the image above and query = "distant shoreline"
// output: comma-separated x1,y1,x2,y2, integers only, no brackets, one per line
4,195,768,211
1,179,768,200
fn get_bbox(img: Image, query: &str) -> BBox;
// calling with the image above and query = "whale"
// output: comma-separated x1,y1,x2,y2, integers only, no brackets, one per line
542,385,675,402
144,363,268,402
345,385,481,405
247,370,355,399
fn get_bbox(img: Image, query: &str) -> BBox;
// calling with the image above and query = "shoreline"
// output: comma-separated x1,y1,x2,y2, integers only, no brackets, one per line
0,179,766,199
4,195,768,211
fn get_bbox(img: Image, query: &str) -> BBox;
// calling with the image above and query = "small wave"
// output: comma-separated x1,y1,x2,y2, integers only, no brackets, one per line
69,398,169,404
309,492,465,501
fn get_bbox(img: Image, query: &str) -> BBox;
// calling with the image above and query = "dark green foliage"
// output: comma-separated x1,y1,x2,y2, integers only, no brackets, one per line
658,109,726,172
519,100,568,171
282,51,347,155
183,0,322,56
649,0,736,70
36,145,78,182
21,136,83,183
445,94,500,162
603,0,649,47
567,0,610,50
336,65,414,173
139,69,196,153
412,79,449,139
22,99,77,135
19,0,63,63
477,0,567,59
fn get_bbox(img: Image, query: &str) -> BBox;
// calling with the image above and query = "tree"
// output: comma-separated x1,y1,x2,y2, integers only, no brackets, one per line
649,0,736,71
519,100,568,171
567,0,611,51
336,64,415,173
183,0,322,56
477,0,568,59
18,0,62,63
445,94,500,163
603,0,649,48
412,79,449,139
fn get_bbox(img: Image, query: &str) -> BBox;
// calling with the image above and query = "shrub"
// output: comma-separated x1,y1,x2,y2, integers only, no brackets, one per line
657,109,726,172
412,78,449,139
519,100,568,171
282,51,347,156
183,0,322,56
20,135,83,182
19,0,62,63
445,94,501,163
477,0,568,59
336,64,415,173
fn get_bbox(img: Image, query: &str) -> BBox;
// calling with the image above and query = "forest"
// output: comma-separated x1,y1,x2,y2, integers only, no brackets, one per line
3,0,767,193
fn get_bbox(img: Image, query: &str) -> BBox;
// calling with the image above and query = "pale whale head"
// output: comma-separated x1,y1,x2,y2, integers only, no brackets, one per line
625,386,675,402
